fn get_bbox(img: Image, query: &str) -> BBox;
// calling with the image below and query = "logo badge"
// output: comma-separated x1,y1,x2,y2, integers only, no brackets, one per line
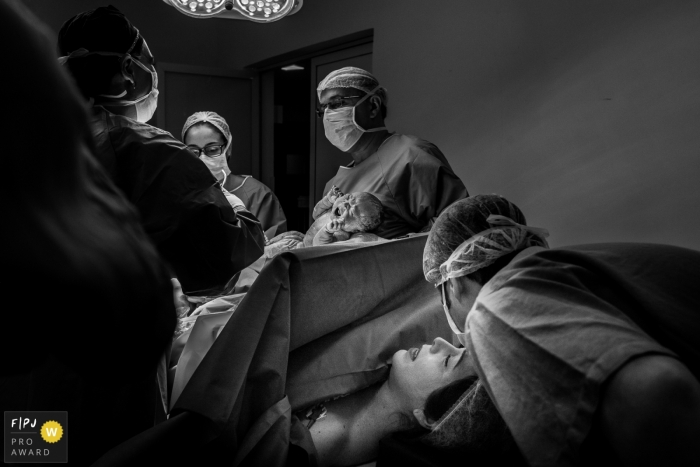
4,411,68,463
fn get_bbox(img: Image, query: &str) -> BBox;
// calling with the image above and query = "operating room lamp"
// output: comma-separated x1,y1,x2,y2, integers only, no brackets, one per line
163,0,303,22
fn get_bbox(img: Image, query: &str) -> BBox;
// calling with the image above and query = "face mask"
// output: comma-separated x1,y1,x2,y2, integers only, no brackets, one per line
441,281,468,346
322,86,387,152
100,58,159,123
200,154,230,181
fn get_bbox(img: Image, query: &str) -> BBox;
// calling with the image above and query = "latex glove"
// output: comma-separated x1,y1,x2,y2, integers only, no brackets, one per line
171,278,191,318
223,190,245,210
266,231,305,245
264,238,301,258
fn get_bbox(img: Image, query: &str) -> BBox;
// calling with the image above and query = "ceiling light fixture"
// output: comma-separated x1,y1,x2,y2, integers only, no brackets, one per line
162,0,303,23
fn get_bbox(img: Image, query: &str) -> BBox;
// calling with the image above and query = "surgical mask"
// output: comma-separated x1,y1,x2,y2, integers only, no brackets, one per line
200,153,230,182
323,86,386,152
100,58,159,123
441,281,468,346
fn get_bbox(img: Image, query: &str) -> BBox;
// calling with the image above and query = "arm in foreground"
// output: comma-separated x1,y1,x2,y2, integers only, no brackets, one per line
597,354,700,467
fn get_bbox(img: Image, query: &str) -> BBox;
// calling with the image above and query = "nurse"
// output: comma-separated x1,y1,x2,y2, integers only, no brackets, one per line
182,111,287,238
57,6,265,295
422,194,700,466
317,67,468,239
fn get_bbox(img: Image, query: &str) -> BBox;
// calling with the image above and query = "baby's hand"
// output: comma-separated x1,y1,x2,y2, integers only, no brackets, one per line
326,185,344,204
325,218,345,233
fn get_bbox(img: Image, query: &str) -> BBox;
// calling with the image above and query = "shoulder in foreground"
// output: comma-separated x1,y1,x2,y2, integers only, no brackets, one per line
96,107,178,141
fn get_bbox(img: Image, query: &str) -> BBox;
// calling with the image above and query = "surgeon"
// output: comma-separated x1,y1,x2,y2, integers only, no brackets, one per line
316,67,468,239
422,194,700,466
182,111,287,238
57,6,265,296
2,0,176,463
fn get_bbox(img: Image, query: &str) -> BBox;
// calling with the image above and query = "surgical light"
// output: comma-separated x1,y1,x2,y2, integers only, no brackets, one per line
162,0,302,22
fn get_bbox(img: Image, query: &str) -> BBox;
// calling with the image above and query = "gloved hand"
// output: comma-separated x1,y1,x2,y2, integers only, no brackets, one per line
223,190,245,210
266,231,305,245
171,278,191,318
264,238,302,258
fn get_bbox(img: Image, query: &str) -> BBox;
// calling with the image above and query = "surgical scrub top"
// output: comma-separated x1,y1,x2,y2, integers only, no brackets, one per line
223,174,287,238
89,106,265,295
322,134,467,239
466,243,700,467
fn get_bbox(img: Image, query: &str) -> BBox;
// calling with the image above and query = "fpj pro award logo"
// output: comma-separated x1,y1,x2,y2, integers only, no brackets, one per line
4,411,68,463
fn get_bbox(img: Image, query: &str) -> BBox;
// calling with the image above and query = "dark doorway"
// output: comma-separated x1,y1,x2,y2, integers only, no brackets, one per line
272,61,312,232
253,30,373,232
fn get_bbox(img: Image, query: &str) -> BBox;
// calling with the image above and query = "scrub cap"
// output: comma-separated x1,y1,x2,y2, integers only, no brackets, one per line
423,195,549,286
316,66,388,106
422,379,513,451
182,111,232,152
58,5,141,59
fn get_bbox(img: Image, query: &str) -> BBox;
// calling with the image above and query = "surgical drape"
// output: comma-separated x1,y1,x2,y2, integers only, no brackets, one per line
94,235,451,466
89,107,265,295
322,134,468,239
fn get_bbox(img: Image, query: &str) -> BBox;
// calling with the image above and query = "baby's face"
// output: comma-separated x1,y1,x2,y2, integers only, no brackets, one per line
330,193,375,232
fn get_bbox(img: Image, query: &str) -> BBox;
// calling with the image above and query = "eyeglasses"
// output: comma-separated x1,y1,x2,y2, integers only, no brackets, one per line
186,144,226,157
315,95,361,118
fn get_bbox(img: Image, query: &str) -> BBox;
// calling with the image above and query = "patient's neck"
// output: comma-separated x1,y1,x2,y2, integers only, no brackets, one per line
313,381,409,467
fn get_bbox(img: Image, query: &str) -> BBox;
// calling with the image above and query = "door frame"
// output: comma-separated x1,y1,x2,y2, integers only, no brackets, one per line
249,30,374,221
309,42,373,216
156,63,261,179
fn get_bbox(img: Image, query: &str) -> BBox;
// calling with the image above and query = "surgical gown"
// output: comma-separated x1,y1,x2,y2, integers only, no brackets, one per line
89,107,265,295
322,134,468,239
224,174,287,237
467,243,700,467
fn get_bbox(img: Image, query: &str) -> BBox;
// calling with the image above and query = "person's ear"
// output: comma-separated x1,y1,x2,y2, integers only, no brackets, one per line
120,56,136,88
413,409,437,430
368,95,382,119
450,276,478,305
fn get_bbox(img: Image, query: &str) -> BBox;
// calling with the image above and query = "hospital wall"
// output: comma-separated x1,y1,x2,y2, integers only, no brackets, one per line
27,0,700,250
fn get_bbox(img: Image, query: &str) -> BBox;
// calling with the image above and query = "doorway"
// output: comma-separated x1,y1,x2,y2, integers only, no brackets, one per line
255,32,373,231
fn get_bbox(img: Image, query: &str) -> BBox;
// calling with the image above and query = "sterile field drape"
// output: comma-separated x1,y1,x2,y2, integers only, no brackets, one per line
94,234,450,466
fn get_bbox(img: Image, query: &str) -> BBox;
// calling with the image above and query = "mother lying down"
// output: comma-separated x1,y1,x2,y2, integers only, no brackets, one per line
300,337,513,466
265,187,385,257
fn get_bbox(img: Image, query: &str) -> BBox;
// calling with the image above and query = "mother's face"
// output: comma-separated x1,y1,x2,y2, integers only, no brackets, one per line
389,338,476,410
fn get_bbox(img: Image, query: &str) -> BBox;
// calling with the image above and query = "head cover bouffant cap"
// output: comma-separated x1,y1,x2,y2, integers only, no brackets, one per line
316,66,388,106
422,378,514,451
182,111,232,153
423,195,549,286
57,6,141,64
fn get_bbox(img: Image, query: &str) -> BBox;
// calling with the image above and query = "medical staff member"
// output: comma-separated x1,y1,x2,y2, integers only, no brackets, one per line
2,1,177,463
57,6,265,296
182,111,287,238
317,67,468,239
422,194,700,466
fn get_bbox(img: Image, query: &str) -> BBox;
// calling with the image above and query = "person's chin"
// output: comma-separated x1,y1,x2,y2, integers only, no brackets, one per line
391,349,407,366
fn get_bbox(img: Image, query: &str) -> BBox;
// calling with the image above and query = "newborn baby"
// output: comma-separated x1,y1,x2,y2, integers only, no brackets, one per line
264,187,384,257
312,189,384,245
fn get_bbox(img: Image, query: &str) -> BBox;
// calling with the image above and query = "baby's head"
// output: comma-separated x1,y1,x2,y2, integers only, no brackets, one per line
330,192,384,233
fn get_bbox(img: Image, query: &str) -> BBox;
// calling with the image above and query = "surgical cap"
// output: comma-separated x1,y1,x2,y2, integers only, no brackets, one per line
316,66,388,106
58,5,140,57
422,380,513,451
423,195,549,286
182,111,232,150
